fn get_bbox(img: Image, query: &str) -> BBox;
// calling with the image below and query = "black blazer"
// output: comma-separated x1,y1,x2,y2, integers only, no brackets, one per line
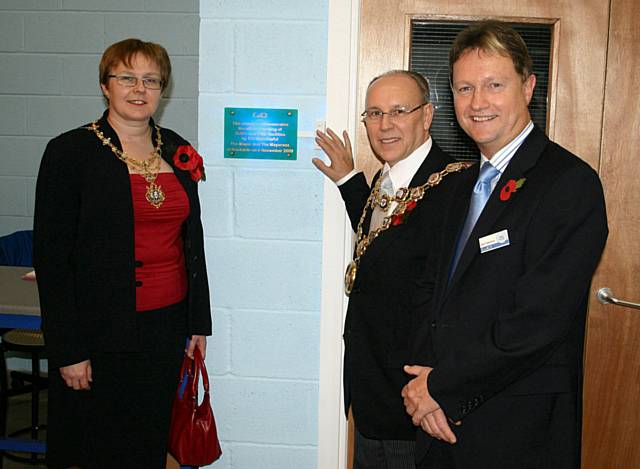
411,126,608,467
33,112,211,370
339,141,467,440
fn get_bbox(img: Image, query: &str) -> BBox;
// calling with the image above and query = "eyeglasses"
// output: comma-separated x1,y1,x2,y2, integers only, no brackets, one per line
361,102,429,123
107,74,163,90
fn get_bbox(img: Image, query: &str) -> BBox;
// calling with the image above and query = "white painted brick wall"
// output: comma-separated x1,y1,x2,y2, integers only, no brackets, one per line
199,1,328,467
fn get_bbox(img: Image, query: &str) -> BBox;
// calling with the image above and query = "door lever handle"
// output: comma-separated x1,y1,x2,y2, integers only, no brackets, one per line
596,288,640,310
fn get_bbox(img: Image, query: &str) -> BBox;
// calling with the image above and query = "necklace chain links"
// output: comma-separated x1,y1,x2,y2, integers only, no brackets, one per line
344,161,473,295
87,120,166,208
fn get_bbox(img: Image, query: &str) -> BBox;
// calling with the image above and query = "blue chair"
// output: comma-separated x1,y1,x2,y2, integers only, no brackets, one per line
0,231,33,268
0,230,46,466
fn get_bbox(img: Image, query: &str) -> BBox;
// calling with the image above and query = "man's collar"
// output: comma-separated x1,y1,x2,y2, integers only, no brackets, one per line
480,121,534,173
382,137,433,189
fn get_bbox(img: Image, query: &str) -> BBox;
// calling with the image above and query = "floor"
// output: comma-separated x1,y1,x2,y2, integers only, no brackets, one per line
2,390,47,469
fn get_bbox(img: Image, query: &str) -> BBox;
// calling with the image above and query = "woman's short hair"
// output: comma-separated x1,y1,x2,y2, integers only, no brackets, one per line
99,38,172,91
449,20,533,81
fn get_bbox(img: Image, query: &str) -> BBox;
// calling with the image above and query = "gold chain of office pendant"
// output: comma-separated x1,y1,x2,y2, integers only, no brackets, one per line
344,161,473,296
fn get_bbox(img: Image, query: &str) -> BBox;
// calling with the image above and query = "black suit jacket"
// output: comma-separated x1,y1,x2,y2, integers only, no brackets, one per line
339,141,466,440
411,127,608,467
33,112,212,369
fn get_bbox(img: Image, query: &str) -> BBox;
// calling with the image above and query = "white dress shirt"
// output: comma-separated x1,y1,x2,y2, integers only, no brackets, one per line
336,137,433,205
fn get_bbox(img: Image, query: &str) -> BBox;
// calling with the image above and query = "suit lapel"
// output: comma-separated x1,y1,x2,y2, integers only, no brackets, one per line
360,143,451,269
409,142,450,187
159,129,200,217
444,126,550,293
432,166,475,309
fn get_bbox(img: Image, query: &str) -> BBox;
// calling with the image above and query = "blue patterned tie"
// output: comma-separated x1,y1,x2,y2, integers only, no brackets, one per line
449,162,500,280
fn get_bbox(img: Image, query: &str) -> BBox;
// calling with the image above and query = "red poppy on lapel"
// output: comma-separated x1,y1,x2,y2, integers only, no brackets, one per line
499,178,526,201
391,200,418,226
173,145,206,182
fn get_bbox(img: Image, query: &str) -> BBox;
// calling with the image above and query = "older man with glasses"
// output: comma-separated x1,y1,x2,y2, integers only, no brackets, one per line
313,70,469,468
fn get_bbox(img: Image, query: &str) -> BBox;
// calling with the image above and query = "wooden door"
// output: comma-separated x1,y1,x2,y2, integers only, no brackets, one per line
353,1,640,467
581,0,640,467
356,0,609,178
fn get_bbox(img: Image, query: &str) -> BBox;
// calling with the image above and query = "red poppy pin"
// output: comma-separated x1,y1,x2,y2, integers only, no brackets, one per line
173,145,206,182
391,200,418,226
499,178,526,201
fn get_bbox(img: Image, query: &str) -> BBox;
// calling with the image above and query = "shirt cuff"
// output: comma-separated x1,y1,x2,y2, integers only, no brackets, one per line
336,169,361,186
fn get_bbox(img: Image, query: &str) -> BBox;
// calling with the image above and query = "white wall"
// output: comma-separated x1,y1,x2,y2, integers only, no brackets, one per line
198,1,329,467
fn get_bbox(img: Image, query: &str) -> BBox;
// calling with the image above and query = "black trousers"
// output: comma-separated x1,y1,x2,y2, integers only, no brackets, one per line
354,425,416,469
46,301,187,469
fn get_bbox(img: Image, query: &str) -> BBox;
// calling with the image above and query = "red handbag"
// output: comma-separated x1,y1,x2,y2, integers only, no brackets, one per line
168,347,222,466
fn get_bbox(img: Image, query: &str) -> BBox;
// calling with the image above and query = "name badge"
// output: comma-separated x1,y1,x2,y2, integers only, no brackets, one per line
479,229,510,253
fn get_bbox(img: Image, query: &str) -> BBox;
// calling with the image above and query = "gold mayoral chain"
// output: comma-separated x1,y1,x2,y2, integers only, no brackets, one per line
344,161,473,296
87,120,166,208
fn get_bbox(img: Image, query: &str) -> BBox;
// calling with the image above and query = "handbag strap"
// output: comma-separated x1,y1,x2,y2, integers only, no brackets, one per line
178,351,193,382
193,347,210,394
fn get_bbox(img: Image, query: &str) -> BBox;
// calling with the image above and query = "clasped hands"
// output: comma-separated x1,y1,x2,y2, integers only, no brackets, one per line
402,365,458,444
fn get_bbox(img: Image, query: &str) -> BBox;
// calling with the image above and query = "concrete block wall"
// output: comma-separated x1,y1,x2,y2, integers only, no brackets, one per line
199,1,328,468
0,0,200,236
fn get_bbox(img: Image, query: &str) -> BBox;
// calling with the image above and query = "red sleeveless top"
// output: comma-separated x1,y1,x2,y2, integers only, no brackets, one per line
130,173,189,311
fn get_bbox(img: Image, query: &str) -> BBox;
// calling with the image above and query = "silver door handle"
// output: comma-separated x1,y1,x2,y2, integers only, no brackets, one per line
596,288,640,310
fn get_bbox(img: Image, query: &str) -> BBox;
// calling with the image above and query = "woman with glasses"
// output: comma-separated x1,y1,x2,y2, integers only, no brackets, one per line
33,38,211,468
